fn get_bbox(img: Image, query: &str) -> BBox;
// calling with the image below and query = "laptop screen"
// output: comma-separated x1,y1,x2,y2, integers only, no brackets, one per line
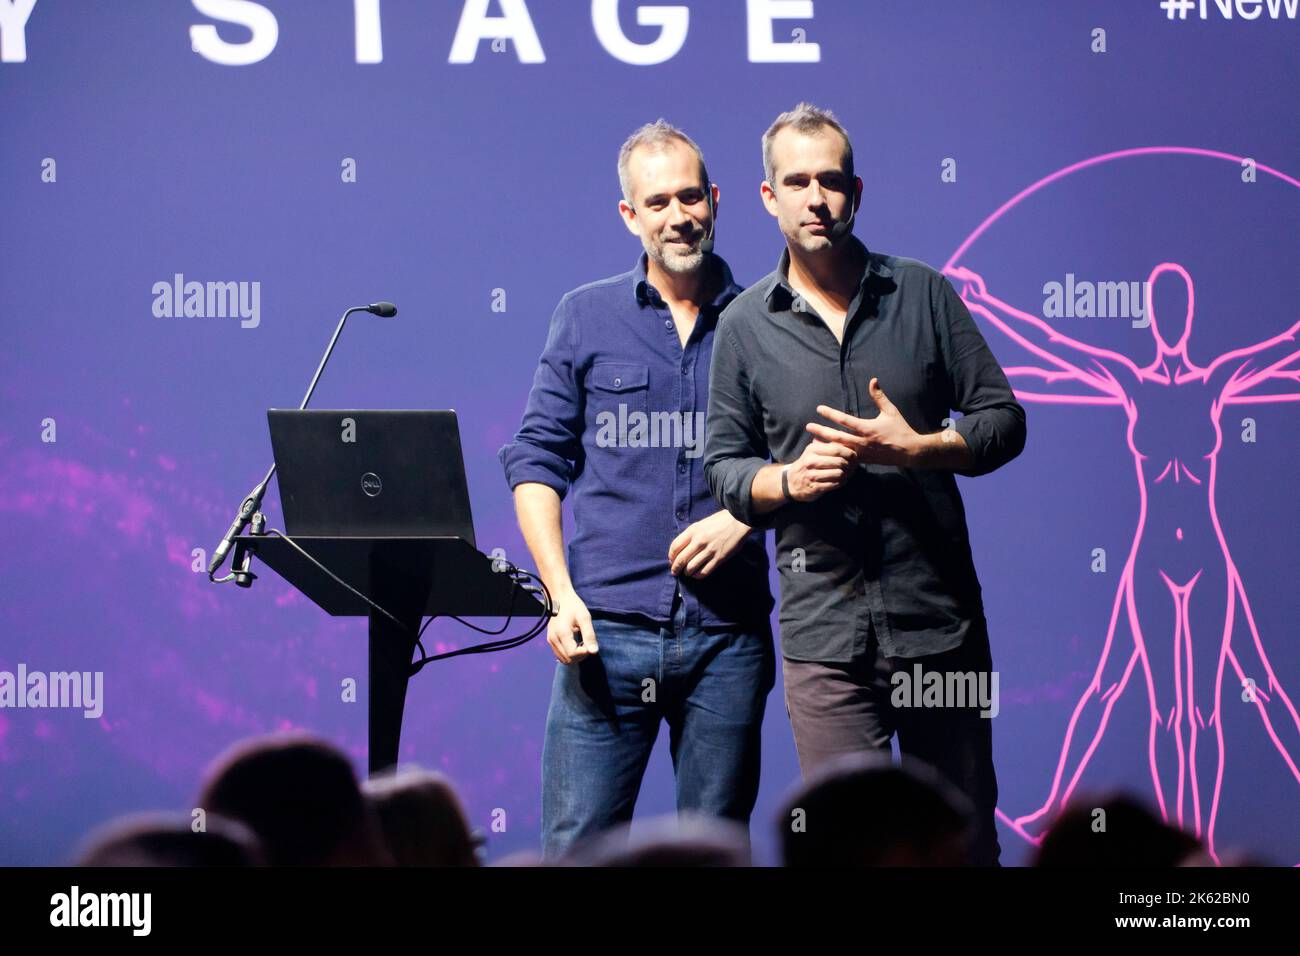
267,409,476,545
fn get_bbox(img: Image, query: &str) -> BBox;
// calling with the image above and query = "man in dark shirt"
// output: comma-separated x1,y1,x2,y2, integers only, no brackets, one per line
500,120,774,860
704,103,1026,865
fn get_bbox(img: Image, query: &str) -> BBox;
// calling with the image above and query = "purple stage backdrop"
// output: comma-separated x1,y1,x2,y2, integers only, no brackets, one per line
2,1,1298,866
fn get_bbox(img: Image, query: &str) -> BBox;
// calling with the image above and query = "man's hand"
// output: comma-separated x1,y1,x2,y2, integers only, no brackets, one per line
805,378,922,467
546,586,599,665
782,438,856,502
669,509,752,578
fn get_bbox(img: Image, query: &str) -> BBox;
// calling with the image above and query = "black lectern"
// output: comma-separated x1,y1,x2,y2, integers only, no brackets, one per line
235,534,546,775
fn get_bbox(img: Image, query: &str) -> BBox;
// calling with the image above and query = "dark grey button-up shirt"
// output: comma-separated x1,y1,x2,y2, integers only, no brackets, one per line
704,238,1026,661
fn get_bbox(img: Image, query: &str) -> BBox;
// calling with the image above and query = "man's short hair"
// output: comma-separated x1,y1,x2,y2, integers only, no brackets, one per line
762,102,854,184
617,119,709,206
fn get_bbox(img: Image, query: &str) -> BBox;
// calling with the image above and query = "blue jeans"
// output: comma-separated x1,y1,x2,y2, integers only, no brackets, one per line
540,591,775,860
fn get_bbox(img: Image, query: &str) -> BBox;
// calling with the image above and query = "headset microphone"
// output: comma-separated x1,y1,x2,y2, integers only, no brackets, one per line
830,190,858,241
699,186,717,255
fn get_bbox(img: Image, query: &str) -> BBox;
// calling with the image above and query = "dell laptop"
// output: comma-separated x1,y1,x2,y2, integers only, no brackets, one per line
267,409,476,546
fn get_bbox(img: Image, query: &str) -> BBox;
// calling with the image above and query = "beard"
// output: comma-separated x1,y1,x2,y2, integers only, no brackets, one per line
643,229,706,275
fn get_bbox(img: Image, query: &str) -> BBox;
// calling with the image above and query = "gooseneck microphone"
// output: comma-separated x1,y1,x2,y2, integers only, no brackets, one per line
207,301,398,579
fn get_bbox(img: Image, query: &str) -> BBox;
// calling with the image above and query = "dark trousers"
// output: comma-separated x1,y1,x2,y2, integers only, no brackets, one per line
782,622,1002,866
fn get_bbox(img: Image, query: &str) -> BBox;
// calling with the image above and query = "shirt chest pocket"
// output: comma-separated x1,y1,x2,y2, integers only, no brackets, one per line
587,362,650,417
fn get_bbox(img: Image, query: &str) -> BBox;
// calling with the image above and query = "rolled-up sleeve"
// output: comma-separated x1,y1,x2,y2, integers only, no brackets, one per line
704,318,776,528
498,296,582,498
934,275,1027,477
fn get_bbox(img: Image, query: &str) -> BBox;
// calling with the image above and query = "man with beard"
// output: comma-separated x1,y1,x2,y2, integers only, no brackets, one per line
500,120,774,860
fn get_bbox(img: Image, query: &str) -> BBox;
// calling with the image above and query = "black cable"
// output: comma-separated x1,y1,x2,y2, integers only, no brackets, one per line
415,615,436,662
254,529,552,673
410,570,552,674
264,528,416,635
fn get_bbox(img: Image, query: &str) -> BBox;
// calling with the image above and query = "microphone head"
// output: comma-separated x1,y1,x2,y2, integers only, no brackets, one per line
367,301,397,317
699,186,716,255
830,196,857,240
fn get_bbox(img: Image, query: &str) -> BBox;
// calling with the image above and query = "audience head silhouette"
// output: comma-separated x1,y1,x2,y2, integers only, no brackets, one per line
565,813,751,867
196,732,389,866
74,811,264,867
1033,793,1202,867
779,752,975,866
363,766,482,866
71,729,1240,868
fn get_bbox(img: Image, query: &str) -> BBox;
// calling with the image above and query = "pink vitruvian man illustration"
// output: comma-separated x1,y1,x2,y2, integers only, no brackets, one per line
941,148,1300,863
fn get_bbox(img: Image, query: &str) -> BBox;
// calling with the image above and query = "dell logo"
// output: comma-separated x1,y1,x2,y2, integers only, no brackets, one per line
360,472,382,497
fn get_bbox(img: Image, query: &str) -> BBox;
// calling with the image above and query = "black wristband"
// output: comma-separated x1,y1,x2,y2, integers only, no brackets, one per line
781,465,793,502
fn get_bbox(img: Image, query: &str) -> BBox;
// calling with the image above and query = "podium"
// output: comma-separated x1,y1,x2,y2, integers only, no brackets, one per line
235,535,548,775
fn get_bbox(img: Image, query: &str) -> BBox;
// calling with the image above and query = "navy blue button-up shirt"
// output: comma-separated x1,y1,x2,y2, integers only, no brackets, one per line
499,253,773,628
